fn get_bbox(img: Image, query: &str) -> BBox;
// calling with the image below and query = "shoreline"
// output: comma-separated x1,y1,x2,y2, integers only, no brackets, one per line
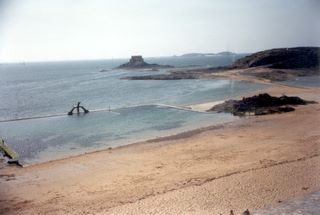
15,116,237,168
2,72,315,166
1,77,320,214
38,81,316,168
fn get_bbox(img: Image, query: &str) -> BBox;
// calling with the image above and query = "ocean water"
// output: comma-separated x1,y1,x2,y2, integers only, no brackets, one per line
0,56,267,164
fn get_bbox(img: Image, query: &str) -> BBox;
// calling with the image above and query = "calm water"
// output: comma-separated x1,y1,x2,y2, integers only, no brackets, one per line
0,56,267,164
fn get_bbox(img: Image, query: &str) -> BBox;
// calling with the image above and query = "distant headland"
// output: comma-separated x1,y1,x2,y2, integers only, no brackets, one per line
116,55,173,70
232,47,320,69
178,51,237,58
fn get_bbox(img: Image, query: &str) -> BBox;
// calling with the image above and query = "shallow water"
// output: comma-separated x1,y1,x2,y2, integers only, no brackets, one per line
0,57,267,164
0,106,236,164
0,64,264,121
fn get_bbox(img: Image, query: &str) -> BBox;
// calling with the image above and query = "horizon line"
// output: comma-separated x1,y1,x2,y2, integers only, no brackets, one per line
0,52,249,64
1,45,318,64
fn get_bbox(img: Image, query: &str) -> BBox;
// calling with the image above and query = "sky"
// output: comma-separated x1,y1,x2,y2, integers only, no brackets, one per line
0,0,319,62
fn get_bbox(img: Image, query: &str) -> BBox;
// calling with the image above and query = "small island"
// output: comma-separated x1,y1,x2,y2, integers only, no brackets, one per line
116,55,173,70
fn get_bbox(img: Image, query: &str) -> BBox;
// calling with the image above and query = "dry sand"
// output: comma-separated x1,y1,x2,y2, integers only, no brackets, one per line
0,82,320,214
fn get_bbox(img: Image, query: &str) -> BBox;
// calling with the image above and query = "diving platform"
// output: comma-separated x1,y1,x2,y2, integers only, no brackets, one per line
68,102,89,115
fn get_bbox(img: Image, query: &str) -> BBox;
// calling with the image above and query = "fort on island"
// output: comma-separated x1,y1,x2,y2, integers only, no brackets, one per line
116,55,173,69
129,55,144,64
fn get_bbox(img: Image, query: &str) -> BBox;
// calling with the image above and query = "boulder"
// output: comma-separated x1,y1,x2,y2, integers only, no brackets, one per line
208,93,316,116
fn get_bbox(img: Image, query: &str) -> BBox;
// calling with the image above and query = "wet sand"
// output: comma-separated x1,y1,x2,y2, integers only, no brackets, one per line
0,82,320,214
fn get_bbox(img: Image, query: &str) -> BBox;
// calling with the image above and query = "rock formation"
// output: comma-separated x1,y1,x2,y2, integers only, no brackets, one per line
208,93,316,116
116,56,173,69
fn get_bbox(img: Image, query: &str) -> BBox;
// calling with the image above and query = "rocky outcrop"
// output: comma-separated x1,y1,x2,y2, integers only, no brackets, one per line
208,93,316,116
232,47,320,69
122,73,197,80
116,56,173,69
121,67,227,80
122,70,200,80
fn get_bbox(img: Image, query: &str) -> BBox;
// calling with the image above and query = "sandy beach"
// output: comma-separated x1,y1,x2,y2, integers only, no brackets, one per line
0,81,320,214
1,0,319,213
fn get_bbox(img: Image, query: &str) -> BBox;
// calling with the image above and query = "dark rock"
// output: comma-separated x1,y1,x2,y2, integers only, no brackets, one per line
121,71,199,80
7,159,22,167
121,67,227,80
242,209,250,215
116,56,173,69
232,47,320,69
208,93,316,116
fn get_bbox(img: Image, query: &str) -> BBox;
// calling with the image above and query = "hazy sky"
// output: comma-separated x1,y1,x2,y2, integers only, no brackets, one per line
0,0,319,62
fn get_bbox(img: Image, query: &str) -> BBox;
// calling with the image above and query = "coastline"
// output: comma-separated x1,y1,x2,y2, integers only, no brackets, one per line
1,79,320,214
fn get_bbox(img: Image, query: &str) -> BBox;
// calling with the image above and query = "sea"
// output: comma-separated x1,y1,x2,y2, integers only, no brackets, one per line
0,55,269,165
